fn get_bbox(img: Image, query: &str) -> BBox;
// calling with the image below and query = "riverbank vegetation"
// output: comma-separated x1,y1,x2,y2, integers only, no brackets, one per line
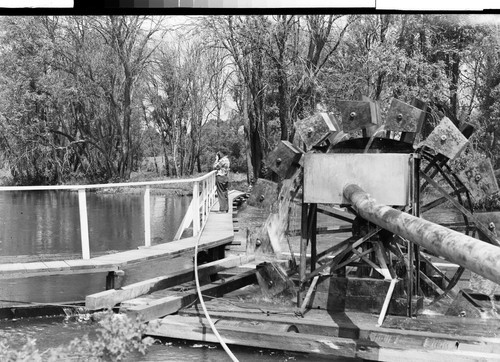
0,311,155,361
1,15,500,189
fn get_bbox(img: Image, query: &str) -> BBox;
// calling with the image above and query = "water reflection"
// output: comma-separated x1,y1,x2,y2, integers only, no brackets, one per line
0,191,191,258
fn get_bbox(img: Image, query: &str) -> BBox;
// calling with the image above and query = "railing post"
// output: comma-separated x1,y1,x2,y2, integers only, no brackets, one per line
203,179,208,226
209,173,214,206
78,189,90,260
144,186,151,247
192,181,200,236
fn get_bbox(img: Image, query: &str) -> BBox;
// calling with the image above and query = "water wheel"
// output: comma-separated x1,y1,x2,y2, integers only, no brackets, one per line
266,96,500,317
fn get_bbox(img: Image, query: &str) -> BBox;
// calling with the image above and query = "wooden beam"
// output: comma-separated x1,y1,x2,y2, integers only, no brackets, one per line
85,255,253,310
316,239,350,261
316,206,355,223
298,275,319,316
123,269,257,321
179,306,500,352
304,228,381,282
148,315,357,358
287,225,351,237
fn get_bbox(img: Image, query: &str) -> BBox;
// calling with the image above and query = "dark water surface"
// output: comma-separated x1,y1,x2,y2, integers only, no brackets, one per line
0,190,191,258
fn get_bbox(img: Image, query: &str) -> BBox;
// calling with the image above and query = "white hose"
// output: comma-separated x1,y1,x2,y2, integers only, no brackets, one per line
194,218,239,362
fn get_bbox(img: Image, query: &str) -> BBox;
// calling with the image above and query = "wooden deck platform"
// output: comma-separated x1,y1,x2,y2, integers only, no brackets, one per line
147,297,500,361
0,191,244,280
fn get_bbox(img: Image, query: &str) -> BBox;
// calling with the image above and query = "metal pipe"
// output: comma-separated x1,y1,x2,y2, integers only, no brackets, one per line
343,184,500,285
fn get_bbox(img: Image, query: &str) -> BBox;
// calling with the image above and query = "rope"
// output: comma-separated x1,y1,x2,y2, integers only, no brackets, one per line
194,209,239,362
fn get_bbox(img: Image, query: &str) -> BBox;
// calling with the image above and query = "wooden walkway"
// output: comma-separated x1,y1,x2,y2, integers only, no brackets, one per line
0,191,244,280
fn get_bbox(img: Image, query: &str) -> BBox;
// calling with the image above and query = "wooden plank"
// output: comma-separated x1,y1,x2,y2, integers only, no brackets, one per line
180,305,359,338
42,260,71,271
316,239,350,261
178,306,500,352
21,262,49,273
0,263,28,274
85,255,253,310
147,315,357,359
288,225,351,237
123,269,257,321
356,341,500,362
317,205,355,222
379,313,500,339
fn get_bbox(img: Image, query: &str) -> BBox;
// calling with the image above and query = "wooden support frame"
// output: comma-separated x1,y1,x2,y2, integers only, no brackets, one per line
303,228,381,283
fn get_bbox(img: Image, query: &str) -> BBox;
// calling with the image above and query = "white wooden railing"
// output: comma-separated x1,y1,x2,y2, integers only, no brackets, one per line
0,171,217,260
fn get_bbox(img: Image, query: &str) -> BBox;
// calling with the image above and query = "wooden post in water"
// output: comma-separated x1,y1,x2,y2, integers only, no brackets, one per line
192,181,200,236
78,189,90,260
144,186,151,247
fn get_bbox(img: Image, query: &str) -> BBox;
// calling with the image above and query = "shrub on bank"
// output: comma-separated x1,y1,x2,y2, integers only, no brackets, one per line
0,311,155,361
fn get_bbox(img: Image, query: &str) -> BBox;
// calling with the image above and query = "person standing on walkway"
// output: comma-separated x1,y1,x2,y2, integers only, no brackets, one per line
213,151,230,213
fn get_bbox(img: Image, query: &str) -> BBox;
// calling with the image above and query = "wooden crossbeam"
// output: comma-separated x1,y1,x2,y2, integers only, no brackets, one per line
373,241,395,280
303,228,381,283
123,269,257,321
316,239,351,261
418,270,454,300
317,206,355,223
331,249,373,274
85,255,252,310
419,253,452,284
288,225,351,237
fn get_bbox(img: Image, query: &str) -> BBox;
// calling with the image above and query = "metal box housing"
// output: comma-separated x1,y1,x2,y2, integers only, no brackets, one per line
304,153,411,206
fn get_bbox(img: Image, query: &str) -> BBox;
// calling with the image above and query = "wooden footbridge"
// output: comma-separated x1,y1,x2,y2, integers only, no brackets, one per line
0,171,250,315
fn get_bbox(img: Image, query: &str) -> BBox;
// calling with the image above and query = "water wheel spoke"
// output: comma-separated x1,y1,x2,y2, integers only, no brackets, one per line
421,186,466,213
421,171,500,246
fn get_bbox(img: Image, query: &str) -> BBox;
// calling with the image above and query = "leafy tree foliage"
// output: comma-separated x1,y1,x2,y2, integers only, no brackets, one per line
1,15,500,184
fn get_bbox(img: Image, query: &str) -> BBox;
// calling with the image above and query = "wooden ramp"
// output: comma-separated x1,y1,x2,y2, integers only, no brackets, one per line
146,297,500,361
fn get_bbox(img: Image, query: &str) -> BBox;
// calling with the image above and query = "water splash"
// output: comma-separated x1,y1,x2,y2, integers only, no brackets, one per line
261,169,302,257
364,125,386,153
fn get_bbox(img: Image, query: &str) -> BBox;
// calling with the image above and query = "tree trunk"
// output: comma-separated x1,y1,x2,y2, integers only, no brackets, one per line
243,91,254,183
